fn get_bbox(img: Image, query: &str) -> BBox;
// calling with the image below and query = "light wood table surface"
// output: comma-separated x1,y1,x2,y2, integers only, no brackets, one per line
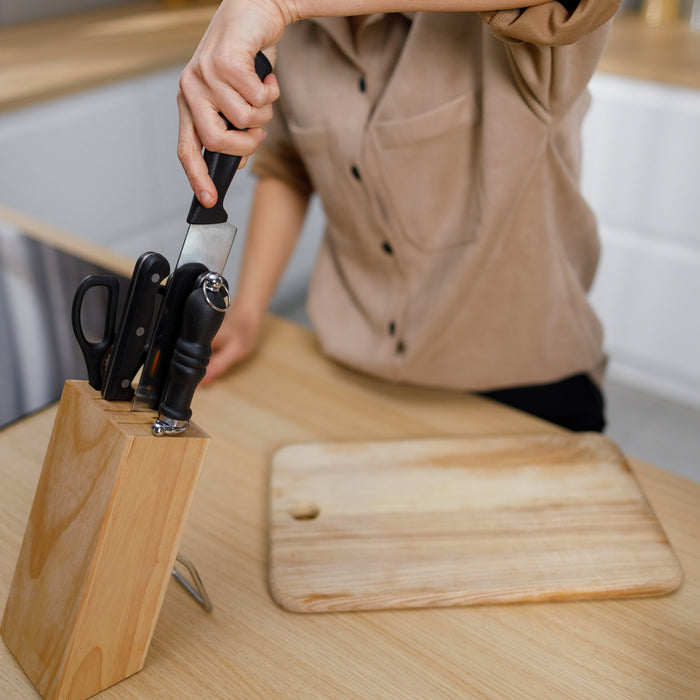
0,0,218,113
1,314,699,698
599,12,700,91
0,3,698,116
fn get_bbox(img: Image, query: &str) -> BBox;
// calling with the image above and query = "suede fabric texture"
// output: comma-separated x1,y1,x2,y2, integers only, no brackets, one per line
252,2,619,392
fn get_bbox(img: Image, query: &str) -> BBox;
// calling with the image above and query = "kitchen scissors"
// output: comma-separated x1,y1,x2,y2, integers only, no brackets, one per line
71,274,119,391
70,252,170,397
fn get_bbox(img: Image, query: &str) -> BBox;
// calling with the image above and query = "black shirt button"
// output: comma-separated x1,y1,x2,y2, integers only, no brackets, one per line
359,76,367,92
351,165,361,181
396,340,406,354
381,241,393,255
388,321,396,336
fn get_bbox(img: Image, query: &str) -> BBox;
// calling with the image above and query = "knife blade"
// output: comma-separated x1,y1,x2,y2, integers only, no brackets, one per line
133,50,273,411
101,251,170,401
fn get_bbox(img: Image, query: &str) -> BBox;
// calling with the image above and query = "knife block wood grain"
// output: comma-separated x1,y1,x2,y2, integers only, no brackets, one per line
0,380,209,700
269,433,682,613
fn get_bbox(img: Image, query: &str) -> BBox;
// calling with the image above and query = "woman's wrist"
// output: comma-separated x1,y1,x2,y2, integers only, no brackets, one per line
231,294,266,329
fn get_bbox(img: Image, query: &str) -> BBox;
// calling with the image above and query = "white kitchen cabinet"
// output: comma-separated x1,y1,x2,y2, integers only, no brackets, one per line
0,71,168,246
0,67,323,314
582,72,700,408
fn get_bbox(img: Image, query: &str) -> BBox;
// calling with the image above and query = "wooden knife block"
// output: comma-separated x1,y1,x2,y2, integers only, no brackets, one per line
1,380,210,700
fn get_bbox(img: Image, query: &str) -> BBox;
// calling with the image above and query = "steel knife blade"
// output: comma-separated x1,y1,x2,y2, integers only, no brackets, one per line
132,50,273,411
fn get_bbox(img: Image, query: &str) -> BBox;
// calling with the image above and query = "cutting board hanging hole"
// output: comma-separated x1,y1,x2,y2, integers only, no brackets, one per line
289,503,320,521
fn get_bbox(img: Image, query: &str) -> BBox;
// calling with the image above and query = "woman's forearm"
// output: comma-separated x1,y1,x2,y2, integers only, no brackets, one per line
283,0,550,22
204,175,309,381
234,176,310,318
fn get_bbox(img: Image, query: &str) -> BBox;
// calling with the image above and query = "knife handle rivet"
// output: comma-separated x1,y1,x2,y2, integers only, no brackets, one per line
121,379,131,389
135,327,145,337
151,273,162,283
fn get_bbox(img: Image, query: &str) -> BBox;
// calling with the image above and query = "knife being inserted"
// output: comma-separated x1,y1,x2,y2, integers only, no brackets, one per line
132,50,273,413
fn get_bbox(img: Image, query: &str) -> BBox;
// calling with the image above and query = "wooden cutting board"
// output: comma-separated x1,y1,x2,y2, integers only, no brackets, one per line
268,433,682,613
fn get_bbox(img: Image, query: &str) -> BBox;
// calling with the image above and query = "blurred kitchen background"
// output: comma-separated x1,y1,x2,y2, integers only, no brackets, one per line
0,0,134,24
0,1,698,481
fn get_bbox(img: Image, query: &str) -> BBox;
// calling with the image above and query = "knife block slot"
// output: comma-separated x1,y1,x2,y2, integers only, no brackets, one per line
1,380,210,700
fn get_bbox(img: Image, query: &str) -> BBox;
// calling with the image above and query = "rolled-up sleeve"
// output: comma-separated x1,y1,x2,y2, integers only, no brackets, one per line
480,0,619,47
479,0,620,117
250,98,313,198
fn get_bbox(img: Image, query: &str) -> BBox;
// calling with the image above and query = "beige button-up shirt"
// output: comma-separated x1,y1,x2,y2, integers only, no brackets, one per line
252,2,619,392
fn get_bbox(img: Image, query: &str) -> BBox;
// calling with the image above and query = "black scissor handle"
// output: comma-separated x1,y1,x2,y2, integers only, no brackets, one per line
71,275,120,390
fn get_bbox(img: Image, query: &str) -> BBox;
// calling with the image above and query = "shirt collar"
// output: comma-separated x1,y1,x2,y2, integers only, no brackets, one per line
309,13,414,64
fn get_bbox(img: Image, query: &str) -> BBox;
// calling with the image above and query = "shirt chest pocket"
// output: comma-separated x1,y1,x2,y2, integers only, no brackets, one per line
370,92,482,250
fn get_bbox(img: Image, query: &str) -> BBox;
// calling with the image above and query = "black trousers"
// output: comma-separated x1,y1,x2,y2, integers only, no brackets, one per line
480,373,606,432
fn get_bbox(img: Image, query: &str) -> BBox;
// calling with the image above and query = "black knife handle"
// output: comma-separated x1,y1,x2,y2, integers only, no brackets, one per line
186,51,273,227
156,282,228,423
137,261,209,408
101,252,170,401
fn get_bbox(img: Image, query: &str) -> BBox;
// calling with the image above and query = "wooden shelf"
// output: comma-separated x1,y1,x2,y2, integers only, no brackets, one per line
0,1,216,113
0,4,697,115
600,13,700,90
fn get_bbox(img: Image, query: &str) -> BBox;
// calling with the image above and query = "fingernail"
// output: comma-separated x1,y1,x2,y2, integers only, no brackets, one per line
200,191,214,207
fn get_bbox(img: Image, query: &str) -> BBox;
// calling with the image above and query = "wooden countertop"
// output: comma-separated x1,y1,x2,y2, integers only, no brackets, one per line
1,305,699,696
599,12,700,91
0,1,217,113
0,3,698,115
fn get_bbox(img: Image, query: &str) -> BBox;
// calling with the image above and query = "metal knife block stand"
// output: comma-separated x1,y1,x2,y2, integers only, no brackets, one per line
1,380,210,700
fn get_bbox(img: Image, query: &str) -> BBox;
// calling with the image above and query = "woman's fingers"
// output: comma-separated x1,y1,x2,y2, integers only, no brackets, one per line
176,75,273,207
177,0,284,207
176,91,215,207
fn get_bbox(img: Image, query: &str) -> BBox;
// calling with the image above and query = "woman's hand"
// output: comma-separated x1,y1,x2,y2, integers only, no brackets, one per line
177,0,292,208
203,301,264,383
